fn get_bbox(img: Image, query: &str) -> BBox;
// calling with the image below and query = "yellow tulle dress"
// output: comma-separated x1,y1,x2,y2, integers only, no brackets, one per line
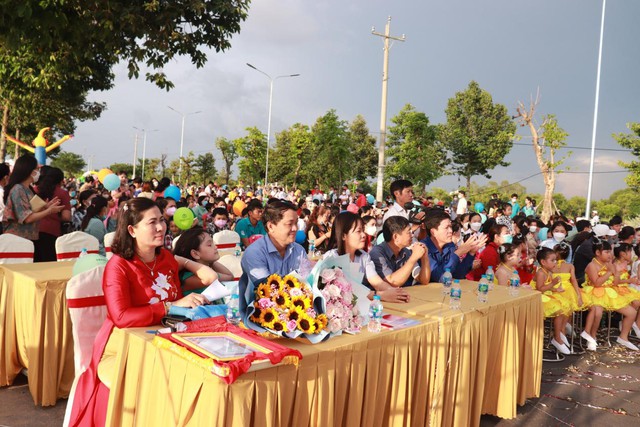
531,268,570,318
552,260,589,315
582,260,640,310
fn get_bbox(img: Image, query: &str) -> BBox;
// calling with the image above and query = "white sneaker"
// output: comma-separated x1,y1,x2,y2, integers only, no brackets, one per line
551,338,571,355
617,337,640,351
586,341,597,351
580,330,596,344
560,333,570,347
632,323,640,339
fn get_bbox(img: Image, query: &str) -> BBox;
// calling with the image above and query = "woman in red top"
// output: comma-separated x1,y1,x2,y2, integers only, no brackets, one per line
467,224,510,281
69,197,218,426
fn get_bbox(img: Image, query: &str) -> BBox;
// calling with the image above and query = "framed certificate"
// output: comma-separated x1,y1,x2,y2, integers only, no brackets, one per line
171,332,273,362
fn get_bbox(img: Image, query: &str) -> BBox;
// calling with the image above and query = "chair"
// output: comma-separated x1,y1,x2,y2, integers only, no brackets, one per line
212,230,241,256
63,265,107,427
0,234,34,264
218,254,243,299
171,234,181,251
55,231,100,261
103,232,116,259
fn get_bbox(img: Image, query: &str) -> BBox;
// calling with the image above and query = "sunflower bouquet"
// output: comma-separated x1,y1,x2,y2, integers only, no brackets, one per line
246,273,329,342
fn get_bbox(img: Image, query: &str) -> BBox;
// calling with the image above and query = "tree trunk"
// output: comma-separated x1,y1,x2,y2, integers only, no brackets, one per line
466,175,471,191
0,102,8,163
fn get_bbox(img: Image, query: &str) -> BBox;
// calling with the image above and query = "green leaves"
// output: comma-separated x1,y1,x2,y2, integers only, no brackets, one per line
51,151,86,176
614,122,640,190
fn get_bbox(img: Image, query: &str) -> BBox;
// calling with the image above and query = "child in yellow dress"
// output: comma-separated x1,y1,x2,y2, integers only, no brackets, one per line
581,240,639,351
531,248,572,354
495,244,520,287
612,243,640,338
553,242,587,313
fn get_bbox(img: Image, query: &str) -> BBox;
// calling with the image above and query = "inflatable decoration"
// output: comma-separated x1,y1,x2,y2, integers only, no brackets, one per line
6,127,73,166
164,185,181,201
72,254,108,277
174,207,195,230
474,202,485,213
366,194,375,205
97,168,113,183
295,230,306,244
103,174,121,191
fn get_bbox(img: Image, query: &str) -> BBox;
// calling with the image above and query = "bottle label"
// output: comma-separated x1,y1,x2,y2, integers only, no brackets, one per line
450,288,461,298
478,283,488,293
511,279,520,288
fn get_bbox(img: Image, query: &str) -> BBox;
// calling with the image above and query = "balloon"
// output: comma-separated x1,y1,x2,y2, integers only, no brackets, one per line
480,213,487,223
366,194,375,205
474,202,485,213
295,230,306,244
103,173,120,191
164,185,181,201
228,190,237,201
174,207,195,230
246,191,253,198
233,200,247,216
538,227,549,242
72,254,108,277
97,168,113,183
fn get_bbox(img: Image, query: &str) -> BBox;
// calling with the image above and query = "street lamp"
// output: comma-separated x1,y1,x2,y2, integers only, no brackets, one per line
168,106,202,184
133,127,159,181
246,63,300,187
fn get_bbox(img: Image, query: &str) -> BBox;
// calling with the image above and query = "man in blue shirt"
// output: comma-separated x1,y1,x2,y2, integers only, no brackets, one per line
421,209,487,282
239,201,306,315
235,198,266,248
369,216,431,287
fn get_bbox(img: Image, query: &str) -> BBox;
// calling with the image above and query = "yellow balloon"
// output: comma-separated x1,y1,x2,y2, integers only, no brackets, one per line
246,191,253,198
233,200,247,217
228,190,237,201
98,168,113,183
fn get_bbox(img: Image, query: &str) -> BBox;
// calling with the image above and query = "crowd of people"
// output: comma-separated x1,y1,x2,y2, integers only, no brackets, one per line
2,154,639,424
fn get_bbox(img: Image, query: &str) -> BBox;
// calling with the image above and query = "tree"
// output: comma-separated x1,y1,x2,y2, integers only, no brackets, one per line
193,153,217,186
51,151,86,176
516,95,570,223
235,127,267,186
386,104,446,191
614,122,640,189
215,137,238,185
309,110,351,188
348,115,377,182
136,158,161,181
440,81,516,189
269,123,313,187
108,163,134,177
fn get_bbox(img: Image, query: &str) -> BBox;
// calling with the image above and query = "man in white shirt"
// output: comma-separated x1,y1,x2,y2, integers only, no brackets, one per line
383,179,415,223
456,190,468,216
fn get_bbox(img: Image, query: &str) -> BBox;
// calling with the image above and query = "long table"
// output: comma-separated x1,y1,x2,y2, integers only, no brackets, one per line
0,262,75,406
102,281,542,426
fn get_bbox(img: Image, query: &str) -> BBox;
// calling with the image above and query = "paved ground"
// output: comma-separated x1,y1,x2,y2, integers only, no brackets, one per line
1,339,639,426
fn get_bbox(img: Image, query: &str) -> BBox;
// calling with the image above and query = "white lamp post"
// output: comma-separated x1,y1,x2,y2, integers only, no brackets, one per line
133,127,159,181
167,106,202,184
246,63,300,187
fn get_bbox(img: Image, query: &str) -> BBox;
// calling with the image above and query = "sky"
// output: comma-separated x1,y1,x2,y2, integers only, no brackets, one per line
71,0,640,201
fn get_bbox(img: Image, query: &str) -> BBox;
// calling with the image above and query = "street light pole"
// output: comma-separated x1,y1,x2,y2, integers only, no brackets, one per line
133,127,158,181
246,63,300,188
168,106,202,184
132,131,139,179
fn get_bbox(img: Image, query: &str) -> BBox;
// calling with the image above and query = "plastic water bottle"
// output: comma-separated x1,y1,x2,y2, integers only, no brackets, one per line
486,266,495,290
449,279,462,310
477,275,489,303
308,239,316,260
79,248,88,257
226,293,240,325
234,244,241,257
367,295,383,333
509,270,521,297
441,268,453,296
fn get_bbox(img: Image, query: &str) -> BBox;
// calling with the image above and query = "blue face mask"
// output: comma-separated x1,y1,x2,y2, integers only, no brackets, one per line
70,191,76,198
70,199,77,206
502,235,513,244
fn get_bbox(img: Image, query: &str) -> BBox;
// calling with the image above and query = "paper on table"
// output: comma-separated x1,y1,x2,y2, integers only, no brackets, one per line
202,280,231,301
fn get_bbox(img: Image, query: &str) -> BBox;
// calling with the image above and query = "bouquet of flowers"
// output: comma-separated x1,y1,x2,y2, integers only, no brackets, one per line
244,273,329,343
309,255,371,337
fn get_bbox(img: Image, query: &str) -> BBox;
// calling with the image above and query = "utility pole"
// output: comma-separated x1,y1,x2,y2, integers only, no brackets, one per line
372,16,405,203
132,131,139,179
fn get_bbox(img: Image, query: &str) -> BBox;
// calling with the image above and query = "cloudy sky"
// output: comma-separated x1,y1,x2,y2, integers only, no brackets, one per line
72,0,640,200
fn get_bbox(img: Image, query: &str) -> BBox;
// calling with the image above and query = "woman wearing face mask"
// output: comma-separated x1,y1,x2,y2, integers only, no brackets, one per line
2,155,64,243
540,221,573,263
361,215,377,251
467,212,484,236
468,224,510,281
81,196,109,255
34,166,72,261
458,213,471,235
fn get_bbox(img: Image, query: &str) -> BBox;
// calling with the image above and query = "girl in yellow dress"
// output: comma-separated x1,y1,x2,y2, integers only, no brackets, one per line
612,243,640,338
531,247,572,354
553,242,587,313
495,243,520,287
582,240,639,351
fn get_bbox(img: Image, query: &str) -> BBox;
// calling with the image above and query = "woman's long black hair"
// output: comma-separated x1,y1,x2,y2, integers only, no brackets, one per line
3,155,38,204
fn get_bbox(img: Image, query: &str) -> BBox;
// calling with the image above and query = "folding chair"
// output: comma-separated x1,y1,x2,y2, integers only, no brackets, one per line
55,231,99,261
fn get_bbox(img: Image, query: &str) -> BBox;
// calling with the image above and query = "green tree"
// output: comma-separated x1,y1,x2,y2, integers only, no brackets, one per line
309,110,351,188
108,163,134,177
269,123,313,187
136,158,161,181
51,151,86,176
348,115,377,182
386,104,446,190
440,81,516,190
235,127,266,186
614,122,640,189
215,137,238,185
193,153,217,186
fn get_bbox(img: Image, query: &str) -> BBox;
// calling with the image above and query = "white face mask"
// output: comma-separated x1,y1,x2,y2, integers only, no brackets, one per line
365,225,377,236
462,222,469,230
529,226,538,233
166,206,177,216
470,222,482,232
32,169,40,182
553,232,566,242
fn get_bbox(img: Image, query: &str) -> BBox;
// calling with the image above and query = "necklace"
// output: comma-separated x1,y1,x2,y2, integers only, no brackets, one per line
140,255,157,276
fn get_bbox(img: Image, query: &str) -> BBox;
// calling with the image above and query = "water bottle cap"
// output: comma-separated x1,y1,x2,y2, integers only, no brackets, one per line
231,294,239,299
373,295,381,301
453,279,460,283
487,266,493,270
481,274,487,279
445,268,451,272
81,248,87,251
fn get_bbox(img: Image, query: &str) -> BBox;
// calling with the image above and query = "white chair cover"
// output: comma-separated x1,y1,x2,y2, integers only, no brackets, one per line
212,230,240,256
171,234,181,251
103,231,116,259
55,231,100,261
217,254,243,280
63,265,107,427
0,234,34,264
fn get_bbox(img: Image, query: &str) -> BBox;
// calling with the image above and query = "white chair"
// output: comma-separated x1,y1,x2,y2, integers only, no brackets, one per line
0,234,34,264
212,230,240,256
171,234,181,251
218,254,243,301
55,231,100,261
63,265,107,427
103,232,116,259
